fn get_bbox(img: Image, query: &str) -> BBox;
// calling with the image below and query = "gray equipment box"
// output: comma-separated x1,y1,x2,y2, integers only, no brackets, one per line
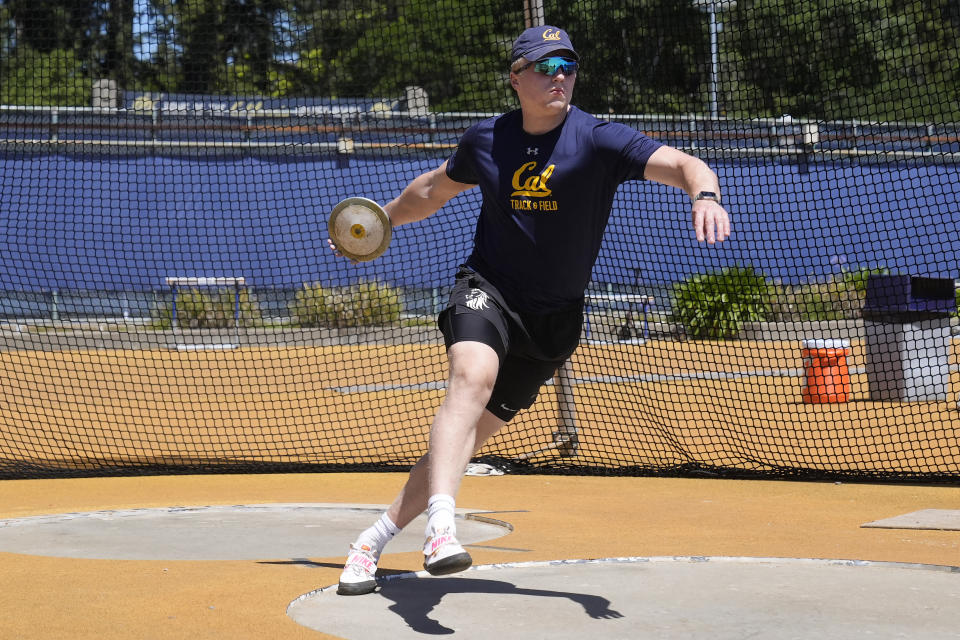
862,275,955,402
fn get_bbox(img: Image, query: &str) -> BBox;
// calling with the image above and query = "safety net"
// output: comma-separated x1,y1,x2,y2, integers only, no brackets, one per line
1,0,958,480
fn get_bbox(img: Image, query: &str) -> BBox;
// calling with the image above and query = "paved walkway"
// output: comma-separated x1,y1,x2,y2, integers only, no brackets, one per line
1,474,958,639
290,557,960,639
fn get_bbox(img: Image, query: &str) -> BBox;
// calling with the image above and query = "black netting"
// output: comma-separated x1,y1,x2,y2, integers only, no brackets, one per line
1,1,958,480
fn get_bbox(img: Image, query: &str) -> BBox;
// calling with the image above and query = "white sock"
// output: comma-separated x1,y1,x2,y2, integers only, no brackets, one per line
355,513,401,559
425,493,456,536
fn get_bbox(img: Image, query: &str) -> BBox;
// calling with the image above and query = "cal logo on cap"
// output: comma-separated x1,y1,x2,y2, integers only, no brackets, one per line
542,28,563,41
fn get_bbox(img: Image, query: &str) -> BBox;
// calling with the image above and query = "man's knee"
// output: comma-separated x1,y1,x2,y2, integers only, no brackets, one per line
447,342,500,399
449,358,498,396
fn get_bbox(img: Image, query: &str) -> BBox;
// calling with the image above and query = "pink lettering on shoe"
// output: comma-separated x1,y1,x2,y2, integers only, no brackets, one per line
428,534,453,556
347,552,375,571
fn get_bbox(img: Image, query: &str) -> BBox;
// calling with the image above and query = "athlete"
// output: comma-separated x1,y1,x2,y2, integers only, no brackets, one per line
332,24,730,595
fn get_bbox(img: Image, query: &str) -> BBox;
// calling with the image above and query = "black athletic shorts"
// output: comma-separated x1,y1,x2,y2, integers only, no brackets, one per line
437,266,583,422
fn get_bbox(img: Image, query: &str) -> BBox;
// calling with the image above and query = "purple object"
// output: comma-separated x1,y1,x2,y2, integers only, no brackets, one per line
863,275,955,316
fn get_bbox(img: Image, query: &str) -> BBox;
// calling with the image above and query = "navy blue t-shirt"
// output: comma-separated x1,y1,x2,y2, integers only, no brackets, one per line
446,106,663,313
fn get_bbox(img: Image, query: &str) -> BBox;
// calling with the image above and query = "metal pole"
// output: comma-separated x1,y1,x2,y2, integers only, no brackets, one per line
554,362,579,456
516,0,580,461
524,0,544,28
234,282,241,345
708,5,719,120
170,284,178,333
696,0,735,119
516,362,579,461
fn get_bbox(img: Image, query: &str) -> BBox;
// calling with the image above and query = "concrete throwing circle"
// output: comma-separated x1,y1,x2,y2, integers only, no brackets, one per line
288,557,960,639
0,504,510,561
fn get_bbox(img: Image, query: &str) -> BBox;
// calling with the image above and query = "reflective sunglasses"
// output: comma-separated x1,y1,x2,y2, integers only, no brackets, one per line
516,56,579,77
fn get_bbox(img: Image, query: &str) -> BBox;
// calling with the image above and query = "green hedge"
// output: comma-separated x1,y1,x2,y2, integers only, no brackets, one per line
669,266,772,339
768,267,889,322
154,288,263,329
290,280,402,328
666,265,927,339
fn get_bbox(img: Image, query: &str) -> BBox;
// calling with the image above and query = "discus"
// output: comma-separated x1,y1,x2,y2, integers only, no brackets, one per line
328,197,392,262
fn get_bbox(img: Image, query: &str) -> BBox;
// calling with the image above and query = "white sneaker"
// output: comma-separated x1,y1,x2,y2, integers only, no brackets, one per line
337,543,378,595
422,526,472,576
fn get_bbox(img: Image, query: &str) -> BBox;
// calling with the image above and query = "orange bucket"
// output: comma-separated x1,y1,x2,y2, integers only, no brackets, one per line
801,339,851,403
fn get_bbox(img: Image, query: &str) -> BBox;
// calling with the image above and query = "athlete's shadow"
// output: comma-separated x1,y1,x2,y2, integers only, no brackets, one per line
377,576,623,635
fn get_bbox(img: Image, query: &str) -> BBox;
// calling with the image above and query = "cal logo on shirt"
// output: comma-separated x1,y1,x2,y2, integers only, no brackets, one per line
510,161,559,213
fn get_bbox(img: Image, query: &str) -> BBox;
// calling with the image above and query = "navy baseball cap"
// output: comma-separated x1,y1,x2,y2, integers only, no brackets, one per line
511,25,579,63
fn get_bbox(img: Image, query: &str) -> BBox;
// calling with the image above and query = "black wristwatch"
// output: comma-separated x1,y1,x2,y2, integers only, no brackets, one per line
694,191,721,204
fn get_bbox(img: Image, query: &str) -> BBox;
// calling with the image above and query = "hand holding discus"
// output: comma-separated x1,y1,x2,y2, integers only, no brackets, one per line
327,197,392,263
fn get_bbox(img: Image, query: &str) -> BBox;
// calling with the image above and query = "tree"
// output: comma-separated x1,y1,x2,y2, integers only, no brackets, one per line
725,0,960,120
268,0,402,98
0,0,134,105
137,0,287,95
103,0,135,90
871,0,960,121
0,47,89,105
728,0,883,119
324,0,523,110
1,0,958,120
549,0,707,115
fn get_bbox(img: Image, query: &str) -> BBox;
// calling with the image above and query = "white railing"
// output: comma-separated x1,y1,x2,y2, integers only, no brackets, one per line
1,104,958,161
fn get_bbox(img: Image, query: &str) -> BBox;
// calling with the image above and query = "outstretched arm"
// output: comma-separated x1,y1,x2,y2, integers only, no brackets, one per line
385,160,476,227
328,160,475,260
643,146,731,244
